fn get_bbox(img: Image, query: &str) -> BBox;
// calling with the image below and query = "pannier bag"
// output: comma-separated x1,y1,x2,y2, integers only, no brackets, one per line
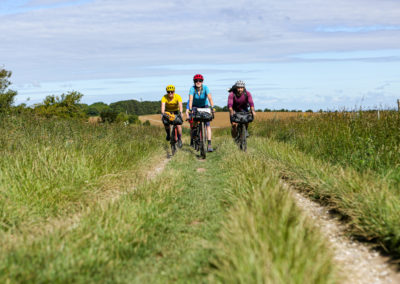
232,112,253,123
193,108,213,122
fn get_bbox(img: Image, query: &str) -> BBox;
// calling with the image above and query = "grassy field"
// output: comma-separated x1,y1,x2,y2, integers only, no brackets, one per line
139,111,310,128
0,114,340,283
252,111,400,181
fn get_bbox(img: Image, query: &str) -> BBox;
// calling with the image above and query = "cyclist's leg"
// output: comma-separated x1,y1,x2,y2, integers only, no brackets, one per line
164,124,171,141
206,121,213,151
231,122,238,138
189,120,194,146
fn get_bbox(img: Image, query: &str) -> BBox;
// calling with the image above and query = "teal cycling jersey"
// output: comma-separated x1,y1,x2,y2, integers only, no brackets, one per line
189,85,210,107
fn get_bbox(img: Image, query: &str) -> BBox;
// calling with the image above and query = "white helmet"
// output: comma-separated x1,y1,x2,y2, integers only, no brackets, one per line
235,80,245,88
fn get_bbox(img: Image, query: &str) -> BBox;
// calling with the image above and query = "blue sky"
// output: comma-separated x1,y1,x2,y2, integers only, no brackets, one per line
1,0,400,110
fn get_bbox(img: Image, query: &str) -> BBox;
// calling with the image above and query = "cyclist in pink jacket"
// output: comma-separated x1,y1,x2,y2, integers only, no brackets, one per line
227,80,256,138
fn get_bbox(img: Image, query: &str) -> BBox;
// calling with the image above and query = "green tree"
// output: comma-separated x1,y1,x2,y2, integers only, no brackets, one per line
0,68,18,112
87,102,109,116
214,105,223,112
34,91,85,118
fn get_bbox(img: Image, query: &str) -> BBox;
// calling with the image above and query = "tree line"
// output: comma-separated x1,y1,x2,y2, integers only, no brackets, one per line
1,67,313,123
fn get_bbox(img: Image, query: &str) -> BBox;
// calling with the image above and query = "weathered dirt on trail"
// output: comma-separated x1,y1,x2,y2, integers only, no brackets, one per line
284,182,400,284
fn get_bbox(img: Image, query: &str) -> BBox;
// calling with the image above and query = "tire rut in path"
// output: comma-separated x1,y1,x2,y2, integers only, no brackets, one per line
282,182,400,284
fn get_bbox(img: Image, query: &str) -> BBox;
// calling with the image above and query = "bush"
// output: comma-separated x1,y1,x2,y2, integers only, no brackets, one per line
100,109,118,123
128,114,140,124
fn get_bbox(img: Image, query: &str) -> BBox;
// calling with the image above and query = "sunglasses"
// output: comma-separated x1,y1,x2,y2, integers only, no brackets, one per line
194,79,203,83
167,91,174,94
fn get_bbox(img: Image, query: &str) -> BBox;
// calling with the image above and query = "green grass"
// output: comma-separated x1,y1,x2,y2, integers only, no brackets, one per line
210,139,338,283
252,111,400,182
0,115,163,231
0,121,340,283
249,111,400,257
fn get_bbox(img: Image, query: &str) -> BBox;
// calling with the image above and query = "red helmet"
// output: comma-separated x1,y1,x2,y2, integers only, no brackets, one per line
193,74,204,81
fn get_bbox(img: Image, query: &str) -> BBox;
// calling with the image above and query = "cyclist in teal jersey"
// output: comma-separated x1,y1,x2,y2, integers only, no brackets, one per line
188,74,215,152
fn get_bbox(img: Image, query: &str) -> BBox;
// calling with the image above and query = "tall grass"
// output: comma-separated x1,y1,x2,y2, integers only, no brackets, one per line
210,140,339,283
0,114,162,231
252,111,400,181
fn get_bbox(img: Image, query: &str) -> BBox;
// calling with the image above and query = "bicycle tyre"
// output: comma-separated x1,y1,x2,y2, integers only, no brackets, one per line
170,126,177,155
241,124,247,152
235,124,241,145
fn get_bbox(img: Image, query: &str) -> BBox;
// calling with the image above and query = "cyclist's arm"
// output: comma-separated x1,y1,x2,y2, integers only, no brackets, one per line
207,93,214,109
189,95,193,111
229,107,234,117
179,101,183,114
161,102,166,115
228,93,234,116
247,92,256,117
251,106,256,117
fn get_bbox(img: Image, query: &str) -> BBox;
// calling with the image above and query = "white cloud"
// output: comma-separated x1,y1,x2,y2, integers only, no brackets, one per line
2,0,400,109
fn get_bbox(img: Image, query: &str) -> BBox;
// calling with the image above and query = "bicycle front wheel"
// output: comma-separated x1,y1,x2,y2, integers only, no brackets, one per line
240,124,247,152
170,126,177,155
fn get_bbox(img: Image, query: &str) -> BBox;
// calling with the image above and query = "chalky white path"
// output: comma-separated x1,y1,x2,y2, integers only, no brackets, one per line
284,183,400,284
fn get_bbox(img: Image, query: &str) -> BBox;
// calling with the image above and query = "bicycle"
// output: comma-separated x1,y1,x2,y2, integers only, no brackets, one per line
163,112,182,156
232,111,253,152
192,107,213,159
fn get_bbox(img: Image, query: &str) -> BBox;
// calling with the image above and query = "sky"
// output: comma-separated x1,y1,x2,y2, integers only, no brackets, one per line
1,0,400,110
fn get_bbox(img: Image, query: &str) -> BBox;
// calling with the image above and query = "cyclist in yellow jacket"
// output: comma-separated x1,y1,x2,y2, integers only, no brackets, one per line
161,85,183,147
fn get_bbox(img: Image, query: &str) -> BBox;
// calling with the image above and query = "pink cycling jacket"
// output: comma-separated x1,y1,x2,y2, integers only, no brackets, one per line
227,91,254,112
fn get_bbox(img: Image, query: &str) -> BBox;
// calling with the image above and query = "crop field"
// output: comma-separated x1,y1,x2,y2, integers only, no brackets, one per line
139,111,310,128
1,111,400,283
